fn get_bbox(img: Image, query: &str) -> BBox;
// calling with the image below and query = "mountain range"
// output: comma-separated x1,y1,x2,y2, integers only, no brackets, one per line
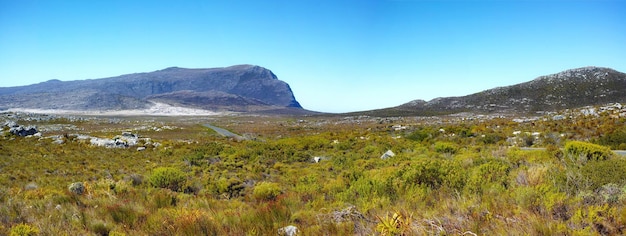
0,65,301,112
1,65,625,116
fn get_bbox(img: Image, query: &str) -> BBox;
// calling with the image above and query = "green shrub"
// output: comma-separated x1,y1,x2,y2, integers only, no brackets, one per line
479,133,505,144
565,141,613,162
340,177,394,203
406,129,433,142
597,128,626,150
434,142,458,154
213,177,245,198
9,223,39,236
400,158,466,190
151,188,178,209
90,221,111,236
148,167,187,192
253,182,282,201
466,159,511,194
581,159,626,191
109,231,127,236
107,203,140,226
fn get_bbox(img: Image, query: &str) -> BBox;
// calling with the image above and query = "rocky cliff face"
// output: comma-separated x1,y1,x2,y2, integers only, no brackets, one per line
0,65,302,112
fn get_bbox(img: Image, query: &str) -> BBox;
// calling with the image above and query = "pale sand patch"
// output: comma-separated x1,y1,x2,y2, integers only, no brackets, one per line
5,102,228,116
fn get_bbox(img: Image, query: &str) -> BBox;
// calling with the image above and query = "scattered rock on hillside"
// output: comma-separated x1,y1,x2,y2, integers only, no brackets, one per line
79,131,151,149
9,125,38,137
4,120,18,128
380,150,395,159
68,182,85,195
278,225,298,236
318,206,370,235
313,156,326,163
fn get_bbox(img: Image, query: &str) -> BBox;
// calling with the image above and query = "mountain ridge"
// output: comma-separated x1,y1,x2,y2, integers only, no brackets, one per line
0,65,302,112
353,66,626,116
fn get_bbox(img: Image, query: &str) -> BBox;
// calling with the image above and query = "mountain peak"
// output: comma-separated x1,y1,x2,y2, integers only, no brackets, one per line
223,64,258,70
533,66,616,83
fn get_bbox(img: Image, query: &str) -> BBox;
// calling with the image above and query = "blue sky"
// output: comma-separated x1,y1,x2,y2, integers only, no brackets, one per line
1,0,624,113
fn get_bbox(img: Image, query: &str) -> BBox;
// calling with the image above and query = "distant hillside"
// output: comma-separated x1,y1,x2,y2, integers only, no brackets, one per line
0,65,302,112
358,67,626,116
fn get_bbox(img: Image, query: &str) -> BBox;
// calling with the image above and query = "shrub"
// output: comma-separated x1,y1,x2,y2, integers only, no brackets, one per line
400,158,466,190
107,203,140,226
580,159,626,191
213,177,245,199
597,128,626,149
151,188,178,209
434,142,458,154
90,221,111,236
109,231,127,236
406,129,433,142
340,177,392,203
253,182,282,201
479,133,505,144
565,141,613,162
9,223,39,236
127,174,143,186
466,159,511,194
148,167,187,192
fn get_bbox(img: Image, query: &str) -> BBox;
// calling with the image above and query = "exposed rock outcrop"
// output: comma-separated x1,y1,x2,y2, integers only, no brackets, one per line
4,121,38,137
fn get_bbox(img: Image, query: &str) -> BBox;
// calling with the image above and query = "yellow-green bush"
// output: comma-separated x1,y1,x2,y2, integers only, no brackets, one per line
565,141,613,162
466,159,511,194
252,182,282,201
9,223,39,236
148,167,187,192
434,142,458,154
400,158,466,190
580,159,626,191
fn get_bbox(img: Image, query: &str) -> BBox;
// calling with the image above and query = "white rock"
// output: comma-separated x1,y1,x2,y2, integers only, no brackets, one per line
380,150,395,159
278,225,298,236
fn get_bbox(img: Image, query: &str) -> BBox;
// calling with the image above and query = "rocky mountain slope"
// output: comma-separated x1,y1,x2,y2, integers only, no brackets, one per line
0,65,302,112
363,67,626,116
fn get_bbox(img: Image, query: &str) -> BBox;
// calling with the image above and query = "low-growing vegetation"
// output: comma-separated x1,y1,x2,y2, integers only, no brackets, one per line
1,109,626,235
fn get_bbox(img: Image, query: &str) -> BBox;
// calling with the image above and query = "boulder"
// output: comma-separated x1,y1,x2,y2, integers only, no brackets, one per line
380,150,395,159
4,121,18,128
68,182,85,195
115,132,139,146
278,225,298,236
9,125,38,137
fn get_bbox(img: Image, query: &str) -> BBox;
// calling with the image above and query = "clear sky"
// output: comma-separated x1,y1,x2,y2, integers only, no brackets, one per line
1,0,624,113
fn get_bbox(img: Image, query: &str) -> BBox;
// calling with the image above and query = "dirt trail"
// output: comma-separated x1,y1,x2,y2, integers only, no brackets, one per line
204,124,245,140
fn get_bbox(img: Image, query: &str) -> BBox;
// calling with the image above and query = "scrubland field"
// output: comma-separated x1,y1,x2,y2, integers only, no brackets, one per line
2,108,626,235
